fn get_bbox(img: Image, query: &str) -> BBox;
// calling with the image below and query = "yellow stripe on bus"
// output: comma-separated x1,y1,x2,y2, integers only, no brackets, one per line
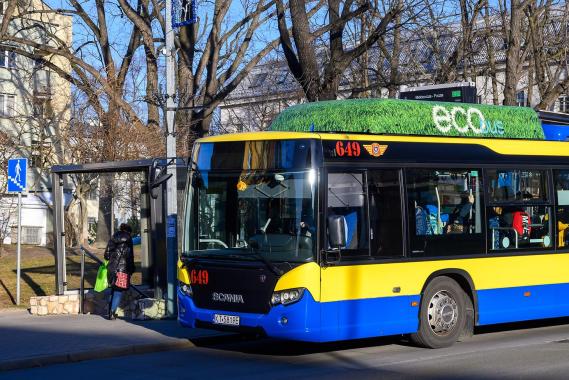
319,253,569,302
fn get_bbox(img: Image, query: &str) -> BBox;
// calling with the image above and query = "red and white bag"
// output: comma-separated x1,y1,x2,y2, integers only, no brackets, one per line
114,272,130,289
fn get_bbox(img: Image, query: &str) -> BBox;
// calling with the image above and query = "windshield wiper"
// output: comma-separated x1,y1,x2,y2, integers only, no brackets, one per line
231,251,283,276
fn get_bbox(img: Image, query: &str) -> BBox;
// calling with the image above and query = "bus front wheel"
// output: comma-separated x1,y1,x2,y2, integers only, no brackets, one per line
411,276,467,348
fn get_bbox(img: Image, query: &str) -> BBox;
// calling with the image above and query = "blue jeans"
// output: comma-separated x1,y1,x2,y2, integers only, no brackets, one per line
110,290,123,313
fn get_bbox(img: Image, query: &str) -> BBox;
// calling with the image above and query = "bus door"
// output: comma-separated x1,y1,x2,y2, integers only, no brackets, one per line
321,168,406,339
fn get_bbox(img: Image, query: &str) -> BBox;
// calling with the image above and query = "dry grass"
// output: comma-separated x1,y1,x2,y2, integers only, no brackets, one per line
0,245,142,309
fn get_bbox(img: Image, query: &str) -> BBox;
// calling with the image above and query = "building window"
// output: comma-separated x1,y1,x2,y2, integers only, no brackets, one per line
0,94,15,117
276,71,288,85
559,95,569,113
516,91,527,107
249,72,267,88
0,49,16,68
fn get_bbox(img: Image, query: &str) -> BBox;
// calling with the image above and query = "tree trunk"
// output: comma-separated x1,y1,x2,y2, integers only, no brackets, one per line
145,45,160,129
95,175,114,247
503,0,524,105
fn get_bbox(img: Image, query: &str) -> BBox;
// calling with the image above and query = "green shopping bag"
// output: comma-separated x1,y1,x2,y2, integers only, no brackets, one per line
94,260,109,292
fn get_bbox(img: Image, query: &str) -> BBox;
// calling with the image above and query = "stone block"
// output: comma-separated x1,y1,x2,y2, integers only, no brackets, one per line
38,306,48,316
58,295,69,303
39,297,48,306
69,294,79,302
63,302,73,313
133,298,165,320
49,295,58,302
47,301,57,314
30,297,37,306
30,305,38,315
56,303,64,314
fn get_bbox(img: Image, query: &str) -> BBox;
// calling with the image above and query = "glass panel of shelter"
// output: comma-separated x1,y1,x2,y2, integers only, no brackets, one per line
62,172,149,288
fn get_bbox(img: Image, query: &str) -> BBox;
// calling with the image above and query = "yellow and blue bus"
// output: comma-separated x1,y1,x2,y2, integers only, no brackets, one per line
178,99,569,348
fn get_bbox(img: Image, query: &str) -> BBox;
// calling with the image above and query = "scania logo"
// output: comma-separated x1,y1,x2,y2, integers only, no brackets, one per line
212,292,245,304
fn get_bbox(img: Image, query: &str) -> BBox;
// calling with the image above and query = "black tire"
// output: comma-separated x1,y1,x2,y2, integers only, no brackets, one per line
411,276,467,348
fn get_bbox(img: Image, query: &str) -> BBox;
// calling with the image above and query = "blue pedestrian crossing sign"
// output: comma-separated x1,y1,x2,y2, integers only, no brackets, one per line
7,158,27,192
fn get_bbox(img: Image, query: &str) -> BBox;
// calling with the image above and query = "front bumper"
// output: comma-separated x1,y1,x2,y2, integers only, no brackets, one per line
177,288,323,341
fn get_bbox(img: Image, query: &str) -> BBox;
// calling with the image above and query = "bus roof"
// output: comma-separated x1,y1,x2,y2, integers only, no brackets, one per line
269,98,545,140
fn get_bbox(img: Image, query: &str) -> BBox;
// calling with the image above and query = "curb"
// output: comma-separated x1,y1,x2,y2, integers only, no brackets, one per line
0,340,194,372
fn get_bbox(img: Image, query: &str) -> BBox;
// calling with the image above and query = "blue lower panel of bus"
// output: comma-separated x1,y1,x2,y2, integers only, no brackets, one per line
477,283,569,325
178,288,420,342
179,283,569,342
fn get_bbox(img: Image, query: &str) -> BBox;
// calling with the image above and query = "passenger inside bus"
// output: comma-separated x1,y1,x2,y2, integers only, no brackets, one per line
446,192,474,234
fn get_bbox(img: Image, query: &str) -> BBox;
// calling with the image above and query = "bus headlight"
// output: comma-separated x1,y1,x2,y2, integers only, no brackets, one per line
179,282,193,297
271,288,305,306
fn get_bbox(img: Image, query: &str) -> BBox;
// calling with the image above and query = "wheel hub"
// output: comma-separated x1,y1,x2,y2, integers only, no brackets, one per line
427,290,459,336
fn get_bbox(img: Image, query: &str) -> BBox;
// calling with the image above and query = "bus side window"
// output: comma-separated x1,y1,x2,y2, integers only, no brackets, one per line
327,172,369,256
406,168,484,257
487,169,552,251
555,170,569,248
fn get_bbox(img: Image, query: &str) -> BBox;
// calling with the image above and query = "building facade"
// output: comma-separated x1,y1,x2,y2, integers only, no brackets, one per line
0,0,72,246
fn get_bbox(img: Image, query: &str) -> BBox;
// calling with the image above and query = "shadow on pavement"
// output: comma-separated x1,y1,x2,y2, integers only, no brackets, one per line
189,333,405,356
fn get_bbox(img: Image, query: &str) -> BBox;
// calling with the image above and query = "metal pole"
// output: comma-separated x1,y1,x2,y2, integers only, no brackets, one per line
165,0,178,317
16,192,21,305
79,249,85,314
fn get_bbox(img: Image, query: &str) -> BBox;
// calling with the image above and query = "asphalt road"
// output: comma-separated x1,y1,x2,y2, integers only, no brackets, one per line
4,319,569,380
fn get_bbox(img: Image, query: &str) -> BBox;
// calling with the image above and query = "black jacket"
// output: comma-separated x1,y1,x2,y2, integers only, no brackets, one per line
104,231,135,282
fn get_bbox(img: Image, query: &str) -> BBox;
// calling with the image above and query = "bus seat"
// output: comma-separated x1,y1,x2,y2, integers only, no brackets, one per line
344,210,358,248
559,221,569,248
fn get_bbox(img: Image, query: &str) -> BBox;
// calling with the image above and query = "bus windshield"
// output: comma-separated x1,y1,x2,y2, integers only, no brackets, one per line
185,169,317,263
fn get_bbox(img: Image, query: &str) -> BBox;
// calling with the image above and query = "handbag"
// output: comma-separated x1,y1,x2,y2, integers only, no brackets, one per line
94,261,109,292
114,271,130,289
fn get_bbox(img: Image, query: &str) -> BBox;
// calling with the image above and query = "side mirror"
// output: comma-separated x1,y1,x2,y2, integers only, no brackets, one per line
327,215,346,249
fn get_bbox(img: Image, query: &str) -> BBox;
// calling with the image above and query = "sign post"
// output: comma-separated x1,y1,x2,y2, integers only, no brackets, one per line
7,158,27,306
165,0,197,317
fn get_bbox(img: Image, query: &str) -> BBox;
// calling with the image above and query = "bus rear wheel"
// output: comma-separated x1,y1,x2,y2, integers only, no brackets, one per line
411,276,467,348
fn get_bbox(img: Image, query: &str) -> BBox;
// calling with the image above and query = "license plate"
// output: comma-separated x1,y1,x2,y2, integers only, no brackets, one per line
213,314,240,326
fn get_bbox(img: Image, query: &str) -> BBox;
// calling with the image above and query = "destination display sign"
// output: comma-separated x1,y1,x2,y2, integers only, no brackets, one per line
270,99,545,140
400,86,476,103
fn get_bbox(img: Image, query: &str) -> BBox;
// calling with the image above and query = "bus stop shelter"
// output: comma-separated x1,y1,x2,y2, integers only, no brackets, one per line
51,158,186,316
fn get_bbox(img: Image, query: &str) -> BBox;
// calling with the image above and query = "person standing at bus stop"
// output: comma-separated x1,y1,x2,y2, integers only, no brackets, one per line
104,223,135,320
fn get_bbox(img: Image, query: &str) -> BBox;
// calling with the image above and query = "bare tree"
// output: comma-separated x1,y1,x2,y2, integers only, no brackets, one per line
167,0,287,153
275,0,405,101
0,0,165,244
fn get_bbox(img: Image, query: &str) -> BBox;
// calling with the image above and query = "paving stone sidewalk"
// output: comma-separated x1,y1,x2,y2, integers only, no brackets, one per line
0,310,225,371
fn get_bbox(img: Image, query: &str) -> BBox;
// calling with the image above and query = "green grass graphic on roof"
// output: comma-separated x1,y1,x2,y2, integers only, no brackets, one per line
269,99,544,140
